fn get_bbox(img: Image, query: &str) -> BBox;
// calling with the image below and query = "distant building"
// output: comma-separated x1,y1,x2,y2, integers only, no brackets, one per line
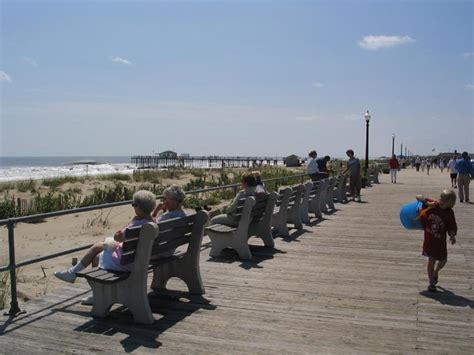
158,150,178,159
179,153,191,159
284,154,301,167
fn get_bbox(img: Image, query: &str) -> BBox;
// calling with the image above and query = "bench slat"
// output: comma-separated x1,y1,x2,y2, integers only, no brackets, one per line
157,224,194,243
158,214,195,230
206,224,237,233
152,235,190,255
77,267,129,284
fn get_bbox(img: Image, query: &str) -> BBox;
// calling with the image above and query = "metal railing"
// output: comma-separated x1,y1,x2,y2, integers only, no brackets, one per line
0,173,306,316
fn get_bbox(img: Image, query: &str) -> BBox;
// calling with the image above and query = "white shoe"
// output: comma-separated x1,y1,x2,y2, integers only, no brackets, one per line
81,295,94,306
54,270,76,283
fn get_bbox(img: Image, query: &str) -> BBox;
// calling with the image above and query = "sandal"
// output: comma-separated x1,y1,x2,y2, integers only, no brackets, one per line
428,284,437,292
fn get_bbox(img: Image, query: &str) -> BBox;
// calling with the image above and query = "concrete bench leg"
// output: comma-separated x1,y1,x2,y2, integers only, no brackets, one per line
208,233,231,258
272,212,289,237
89,281,114,319
151,258,205,295
232,239,253,260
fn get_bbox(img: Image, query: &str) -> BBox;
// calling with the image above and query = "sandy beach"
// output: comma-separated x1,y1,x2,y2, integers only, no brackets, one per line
1,167,303,303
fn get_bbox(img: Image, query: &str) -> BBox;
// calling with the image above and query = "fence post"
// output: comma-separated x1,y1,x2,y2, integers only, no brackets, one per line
6,220,22,316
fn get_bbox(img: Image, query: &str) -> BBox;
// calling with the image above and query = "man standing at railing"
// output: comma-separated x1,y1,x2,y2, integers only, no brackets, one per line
307,150,319,181
315,155,331,180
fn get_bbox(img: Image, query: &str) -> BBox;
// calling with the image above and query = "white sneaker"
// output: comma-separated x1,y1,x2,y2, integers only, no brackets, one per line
81,295,94,306
54,270,76,283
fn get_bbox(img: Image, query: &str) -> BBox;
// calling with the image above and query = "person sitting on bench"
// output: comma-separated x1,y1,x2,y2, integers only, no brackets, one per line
210,172,257,227
54,190,157,284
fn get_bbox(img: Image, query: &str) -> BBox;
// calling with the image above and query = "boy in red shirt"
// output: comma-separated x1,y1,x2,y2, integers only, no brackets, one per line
416,190,457,292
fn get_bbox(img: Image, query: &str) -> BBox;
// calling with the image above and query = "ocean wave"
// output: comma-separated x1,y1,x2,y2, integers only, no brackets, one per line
0,163,135,182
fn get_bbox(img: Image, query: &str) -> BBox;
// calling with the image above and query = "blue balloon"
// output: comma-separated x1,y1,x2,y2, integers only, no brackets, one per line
400,201,424,230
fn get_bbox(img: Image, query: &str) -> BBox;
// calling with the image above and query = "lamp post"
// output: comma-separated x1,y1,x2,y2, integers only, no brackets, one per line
364,110,371,176
400,143,403,159
391,134,395,156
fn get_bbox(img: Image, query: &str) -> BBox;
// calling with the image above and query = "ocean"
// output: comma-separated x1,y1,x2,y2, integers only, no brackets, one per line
0,156,134,182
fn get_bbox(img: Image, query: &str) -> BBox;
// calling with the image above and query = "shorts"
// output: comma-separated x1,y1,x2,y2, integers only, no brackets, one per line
99,249,130,272
422,250,447,262
450,173,457,179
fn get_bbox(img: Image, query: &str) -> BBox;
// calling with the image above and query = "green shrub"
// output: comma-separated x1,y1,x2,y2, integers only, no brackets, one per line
132,170,162,184
99,173,131,182
0,182,15,193
0,271,9,310
42,176,83,188
16,179,36,193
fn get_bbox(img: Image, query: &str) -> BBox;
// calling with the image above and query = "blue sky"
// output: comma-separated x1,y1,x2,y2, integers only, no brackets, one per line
1,0,472,158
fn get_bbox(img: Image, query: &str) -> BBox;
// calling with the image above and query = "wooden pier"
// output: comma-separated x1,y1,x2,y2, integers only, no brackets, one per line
131,155,282,169
0,169,472,353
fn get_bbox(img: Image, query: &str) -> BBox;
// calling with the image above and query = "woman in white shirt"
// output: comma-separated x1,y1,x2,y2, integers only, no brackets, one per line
306,150,319,181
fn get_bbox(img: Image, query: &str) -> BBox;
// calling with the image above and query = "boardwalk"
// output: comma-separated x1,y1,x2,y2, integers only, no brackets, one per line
1,169,473,354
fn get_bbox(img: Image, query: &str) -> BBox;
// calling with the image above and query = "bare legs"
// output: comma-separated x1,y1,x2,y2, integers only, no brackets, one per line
427,257,447,289
79,242,105,268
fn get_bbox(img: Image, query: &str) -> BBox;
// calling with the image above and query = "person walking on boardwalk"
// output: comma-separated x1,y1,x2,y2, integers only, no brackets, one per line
421,159,426,172
389,154,400,183
306,150,319,181
415,156,421,172
426,159,432,175
447,156,458,188
343,149,361,202
439,159,445,173
455,152,473,203
416,190,457,292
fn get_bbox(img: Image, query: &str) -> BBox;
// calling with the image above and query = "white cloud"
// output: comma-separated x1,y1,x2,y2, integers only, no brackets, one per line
358,35,416,51
0,70,12,83
111,56,132,65
462,52,474,58
465,84,474,90
22,57,38,67
311,82,324,88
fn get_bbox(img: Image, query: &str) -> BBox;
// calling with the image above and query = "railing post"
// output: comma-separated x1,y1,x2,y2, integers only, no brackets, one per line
6,220,22,316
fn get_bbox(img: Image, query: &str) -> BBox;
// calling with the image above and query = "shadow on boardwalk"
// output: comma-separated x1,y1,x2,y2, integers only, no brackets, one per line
72,292,216,353
206,245,287,270
420,287,474,309
1,290,216,353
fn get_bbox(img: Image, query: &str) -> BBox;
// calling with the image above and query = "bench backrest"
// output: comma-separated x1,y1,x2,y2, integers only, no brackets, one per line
234,193,271,220
289,185,302,205
309,180,321,196
121,211,209,265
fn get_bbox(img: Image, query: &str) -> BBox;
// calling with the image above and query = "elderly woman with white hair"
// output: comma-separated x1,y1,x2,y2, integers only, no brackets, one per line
152,184,187,221
54,190,157,286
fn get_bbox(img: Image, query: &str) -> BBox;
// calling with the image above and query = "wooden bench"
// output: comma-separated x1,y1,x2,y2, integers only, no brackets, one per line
271,184,304,237
206,192,278,260
369,166,380,184
76,211,209,324
318,178,329,214
300,181,314,224
325,177,337,211
302,180,323,219
335,174,348,203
